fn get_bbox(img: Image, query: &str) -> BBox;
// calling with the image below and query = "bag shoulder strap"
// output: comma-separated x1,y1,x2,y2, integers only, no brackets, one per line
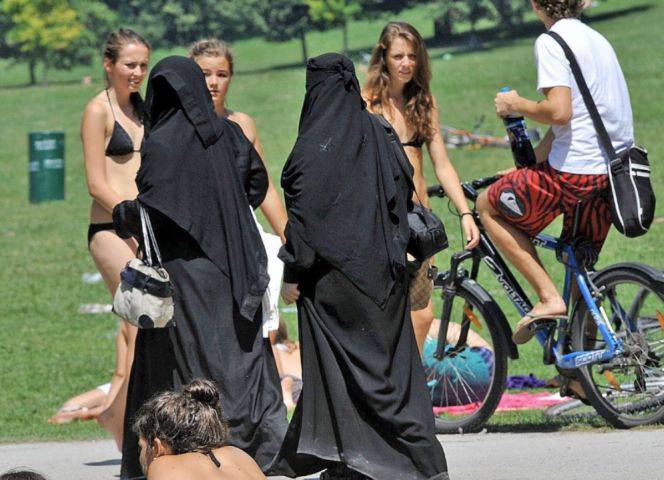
139,203,163,267
375,113,420,201
545,30,617,160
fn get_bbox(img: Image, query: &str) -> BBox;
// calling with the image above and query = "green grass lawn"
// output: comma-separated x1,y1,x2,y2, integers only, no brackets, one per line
1,0,663,442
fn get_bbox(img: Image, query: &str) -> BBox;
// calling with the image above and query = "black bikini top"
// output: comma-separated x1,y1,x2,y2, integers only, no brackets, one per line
401,135,425,149
105,89,142,157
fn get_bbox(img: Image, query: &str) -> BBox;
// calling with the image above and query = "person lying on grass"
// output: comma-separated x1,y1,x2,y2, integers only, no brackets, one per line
133,379,266,480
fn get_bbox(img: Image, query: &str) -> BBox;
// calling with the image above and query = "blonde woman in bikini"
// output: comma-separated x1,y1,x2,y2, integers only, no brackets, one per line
364,22,480,353
80,28,150,448
189,39,289,353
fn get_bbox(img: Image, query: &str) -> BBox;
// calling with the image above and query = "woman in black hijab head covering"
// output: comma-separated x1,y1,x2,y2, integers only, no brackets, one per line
113,56,287,479
269,53,448,480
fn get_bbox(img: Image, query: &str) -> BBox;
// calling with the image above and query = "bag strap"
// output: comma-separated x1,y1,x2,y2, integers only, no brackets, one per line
545,31,618,162
139,203,163,267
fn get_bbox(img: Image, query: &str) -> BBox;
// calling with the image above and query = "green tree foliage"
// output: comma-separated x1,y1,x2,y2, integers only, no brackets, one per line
104,0,265,49
2,0,84,85
428,0,526,41
260,0,312,64
50,0,118,71
306,0,407,53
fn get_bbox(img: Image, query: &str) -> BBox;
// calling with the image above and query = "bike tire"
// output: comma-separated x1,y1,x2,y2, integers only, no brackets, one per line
571,267,664,428
429,279,509,434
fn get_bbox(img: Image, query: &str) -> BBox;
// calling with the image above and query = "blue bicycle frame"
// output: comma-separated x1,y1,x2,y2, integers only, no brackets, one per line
508,233,624,369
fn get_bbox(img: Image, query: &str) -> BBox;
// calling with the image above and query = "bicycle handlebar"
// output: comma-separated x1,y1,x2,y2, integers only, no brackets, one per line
426,175,502,200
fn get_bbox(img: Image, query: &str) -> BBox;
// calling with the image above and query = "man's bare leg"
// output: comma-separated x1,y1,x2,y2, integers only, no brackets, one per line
476,192,566,326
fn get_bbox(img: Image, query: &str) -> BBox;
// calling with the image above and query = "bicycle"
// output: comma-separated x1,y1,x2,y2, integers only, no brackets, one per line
424,175,664,433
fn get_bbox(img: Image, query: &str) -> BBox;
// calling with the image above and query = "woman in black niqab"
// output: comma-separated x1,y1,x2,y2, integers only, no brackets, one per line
114,56,287,479
269,53,448,480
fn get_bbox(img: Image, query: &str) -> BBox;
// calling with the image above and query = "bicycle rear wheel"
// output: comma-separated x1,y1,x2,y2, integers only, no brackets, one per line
572,268,664,428
427,279,508,433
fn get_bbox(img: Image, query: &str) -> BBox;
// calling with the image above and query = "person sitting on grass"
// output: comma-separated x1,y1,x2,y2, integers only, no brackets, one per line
49,321,129,451
133,379,266,480
0,470,47,480
271,319,302,411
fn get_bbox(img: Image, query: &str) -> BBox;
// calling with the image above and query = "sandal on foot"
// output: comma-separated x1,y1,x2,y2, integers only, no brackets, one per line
512,312,567,345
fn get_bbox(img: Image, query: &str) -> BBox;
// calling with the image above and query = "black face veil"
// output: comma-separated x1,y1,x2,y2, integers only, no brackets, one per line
281,53,412,306
137,56,268,321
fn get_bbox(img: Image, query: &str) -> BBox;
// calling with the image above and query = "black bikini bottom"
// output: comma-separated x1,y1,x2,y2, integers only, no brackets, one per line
88,222,115,245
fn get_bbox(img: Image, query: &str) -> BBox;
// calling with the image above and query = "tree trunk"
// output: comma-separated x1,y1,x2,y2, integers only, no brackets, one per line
434,13,454,41
29,58,36,86
342,21,349,55
299,29,308,65
41,60,48,86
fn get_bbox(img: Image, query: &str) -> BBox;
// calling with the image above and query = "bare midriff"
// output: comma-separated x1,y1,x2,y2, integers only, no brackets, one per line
89,152,140,223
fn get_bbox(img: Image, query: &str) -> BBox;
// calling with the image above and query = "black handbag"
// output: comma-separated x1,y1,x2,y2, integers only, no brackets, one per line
376,114,449,261
407,201,449,261
547,31,655,238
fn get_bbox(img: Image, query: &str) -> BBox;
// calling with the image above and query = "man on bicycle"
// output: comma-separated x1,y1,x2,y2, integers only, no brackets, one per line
476,0,634,344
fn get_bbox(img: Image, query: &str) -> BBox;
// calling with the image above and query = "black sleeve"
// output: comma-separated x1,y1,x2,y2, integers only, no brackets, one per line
225,119,268,209
245,145,268,209
278,222,316,283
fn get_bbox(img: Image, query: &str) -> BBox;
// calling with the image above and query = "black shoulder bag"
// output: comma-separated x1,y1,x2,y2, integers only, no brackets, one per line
547,31,655,238
375,114,449,261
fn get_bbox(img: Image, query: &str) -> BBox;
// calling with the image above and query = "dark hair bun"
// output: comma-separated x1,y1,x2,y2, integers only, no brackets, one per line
183,379,220,407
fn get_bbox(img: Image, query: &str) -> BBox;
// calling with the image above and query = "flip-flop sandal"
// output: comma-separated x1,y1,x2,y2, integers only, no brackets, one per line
512,312,567,345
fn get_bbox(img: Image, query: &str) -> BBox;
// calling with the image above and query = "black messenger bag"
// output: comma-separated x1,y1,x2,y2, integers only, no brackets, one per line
376,114,449,261
547,31,655,238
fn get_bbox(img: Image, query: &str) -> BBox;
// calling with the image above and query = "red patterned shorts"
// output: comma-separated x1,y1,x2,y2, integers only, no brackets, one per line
486,162,611,249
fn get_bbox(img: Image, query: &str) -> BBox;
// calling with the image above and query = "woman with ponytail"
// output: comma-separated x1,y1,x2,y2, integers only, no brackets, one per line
79,28,150,448
134,379,266,480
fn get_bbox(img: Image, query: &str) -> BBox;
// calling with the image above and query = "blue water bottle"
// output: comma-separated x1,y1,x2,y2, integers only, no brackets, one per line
500,86,537,168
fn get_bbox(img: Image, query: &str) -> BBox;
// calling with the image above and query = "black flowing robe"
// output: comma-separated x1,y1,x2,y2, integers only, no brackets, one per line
268,53,448,480
117,56,287,479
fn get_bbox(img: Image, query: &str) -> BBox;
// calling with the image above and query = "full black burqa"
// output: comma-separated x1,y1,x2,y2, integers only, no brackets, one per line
268,53,448,480
116,56,287,479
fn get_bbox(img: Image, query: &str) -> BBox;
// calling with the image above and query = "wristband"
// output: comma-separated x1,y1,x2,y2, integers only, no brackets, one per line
460,212,474,218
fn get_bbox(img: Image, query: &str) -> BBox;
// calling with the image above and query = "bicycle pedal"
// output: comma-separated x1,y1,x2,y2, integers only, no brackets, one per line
528,320,557,333
543,326,556,365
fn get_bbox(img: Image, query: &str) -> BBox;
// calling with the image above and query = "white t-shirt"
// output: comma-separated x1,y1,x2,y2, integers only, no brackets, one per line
535,18,633,174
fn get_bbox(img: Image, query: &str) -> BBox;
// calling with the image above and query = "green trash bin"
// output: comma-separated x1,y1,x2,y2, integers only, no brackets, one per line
29,131,65,203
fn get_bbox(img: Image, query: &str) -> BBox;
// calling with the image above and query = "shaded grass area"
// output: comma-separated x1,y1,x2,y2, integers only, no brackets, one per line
1,0,663,441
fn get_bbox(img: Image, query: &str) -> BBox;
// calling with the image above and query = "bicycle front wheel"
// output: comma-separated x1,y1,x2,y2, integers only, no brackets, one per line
572,267,664,428
426,279,508,434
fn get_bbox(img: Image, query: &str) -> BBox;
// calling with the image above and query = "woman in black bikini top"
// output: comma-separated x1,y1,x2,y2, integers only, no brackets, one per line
104,88,143,157
134,379,266,480
78,28,150,450
363,22,480,355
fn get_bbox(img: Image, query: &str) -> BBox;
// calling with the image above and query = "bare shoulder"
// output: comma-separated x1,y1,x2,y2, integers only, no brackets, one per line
217,446,266,479
147,455,188,480
361,91,377,113
227,111,257,142
84,91,110,117
82,92,111,127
